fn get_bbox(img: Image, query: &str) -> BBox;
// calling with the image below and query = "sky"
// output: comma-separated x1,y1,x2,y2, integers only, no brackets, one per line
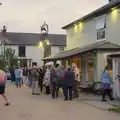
0,0,108,34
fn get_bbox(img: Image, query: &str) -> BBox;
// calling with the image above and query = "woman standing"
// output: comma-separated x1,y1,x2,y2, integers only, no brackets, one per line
0,69,10,106
101,66,114,102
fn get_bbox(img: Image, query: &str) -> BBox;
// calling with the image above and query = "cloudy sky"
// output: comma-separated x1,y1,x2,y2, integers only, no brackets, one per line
0,0,108,33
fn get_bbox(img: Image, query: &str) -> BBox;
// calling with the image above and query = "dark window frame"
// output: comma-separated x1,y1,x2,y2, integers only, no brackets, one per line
18,46,26,57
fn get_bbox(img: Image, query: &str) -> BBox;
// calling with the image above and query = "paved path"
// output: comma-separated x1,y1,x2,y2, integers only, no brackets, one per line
0,84,120,120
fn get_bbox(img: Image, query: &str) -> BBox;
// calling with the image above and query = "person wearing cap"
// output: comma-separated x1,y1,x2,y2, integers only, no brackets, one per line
63,66,75,101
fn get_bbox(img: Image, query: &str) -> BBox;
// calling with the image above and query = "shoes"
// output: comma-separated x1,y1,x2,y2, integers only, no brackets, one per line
5,103,10,106
32,93,35,95
110,98,115,101
35,93,40,95
64,98,68,101
101,99,107,102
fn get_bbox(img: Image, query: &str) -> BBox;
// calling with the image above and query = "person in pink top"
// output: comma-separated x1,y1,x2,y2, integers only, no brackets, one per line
0,69,10,106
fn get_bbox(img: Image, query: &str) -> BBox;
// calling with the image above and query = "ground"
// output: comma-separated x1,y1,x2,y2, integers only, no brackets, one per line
0,83,120,120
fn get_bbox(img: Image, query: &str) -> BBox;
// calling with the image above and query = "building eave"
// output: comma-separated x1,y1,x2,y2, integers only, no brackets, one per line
62,1,120,29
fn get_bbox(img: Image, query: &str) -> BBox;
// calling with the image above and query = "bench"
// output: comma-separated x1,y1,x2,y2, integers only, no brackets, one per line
79,81,103,95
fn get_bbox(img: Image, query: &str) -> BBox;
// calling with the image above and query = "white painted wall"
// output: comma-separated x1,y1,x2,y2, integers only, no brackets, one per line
26,46,43,66
106,9,120,45
51,46,60,55
4,45,62,66
66,8,120,50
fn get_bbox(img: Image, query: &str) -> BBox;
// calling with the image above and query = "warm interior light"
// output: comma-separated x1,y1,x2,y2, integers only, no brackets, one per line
78,22,83,32
46,41,50,45
74,24,78,33
38,41,43,48
111,8,118,22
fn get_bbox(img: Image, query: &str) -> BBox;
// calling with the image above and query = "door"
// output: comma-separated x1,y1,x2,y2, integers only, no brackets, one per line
113,58,120,98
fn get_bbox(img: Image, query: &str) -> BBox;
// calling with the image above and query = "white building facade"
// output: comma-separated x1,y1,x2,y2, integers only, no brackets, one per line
0,32,66,67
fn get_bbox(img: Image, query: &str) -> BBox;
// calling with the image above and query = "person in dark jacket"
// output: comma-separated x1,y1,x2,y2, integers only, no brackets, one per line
63,66,75,101
9,67,15,83
38,68,44,92
50,67,58,99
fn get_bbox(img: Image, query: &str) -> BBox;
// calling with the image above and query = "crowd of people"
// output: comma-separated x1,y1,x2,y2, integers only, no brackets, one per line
0,61,116,107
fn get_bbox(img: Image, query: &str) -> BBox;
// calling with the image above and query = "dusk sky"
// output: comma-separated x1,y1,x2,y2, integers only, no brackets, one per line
0,0,108,33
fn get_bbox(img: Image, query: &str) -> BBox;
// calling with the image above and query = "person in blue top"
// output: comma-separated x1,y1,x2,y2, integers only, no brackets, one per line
15,66,22,88
101,66,114,102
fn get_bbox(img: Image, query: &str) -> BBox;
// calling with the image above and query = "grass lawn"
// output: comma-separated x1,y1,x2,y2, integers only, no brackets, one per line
109,107,120,113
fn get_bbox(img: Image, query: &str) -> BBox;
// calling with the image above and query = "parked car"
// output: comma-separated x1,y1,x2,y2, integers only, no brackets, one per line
5,71,11,80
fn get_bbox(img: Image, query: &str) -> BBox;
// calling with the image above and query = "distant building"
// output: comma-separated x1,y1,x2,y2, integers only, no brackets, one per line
0,32,66,67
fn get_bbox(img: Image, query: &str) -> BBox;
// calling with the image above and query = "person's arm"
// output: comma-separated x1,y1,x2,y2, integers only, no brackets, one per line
107,72,112,83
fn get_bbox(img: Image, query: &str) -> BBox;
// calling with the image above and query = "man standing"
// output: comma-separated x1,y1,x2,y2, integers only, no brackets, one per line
63,66,75,101
15,66,22,88
72,63,80,98
0,69,10,106
31,66,40,95
23,67,28,86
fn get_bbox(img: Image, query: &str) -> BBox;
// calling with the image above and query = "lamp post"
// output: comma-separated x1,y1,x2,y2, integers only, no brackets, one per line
40,22,51,58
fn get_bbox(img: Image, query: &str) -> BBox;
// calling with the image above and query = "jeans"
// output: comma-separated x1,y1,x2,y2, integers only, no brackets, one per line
52,83,57,98
73,81,80,97
32,81,40,94
102,89,113,100
16,77,21,88
63,85,73,100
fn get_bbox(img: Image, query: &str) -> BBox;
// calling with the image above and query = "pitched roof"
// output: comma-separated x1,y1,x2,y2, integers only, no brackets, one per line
62,0,120,29
4,32,66,46
43,41,120,60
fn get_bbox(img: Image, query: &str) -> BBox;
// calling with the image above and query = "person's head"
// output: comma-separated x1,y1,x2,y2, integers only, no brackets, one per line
67,66,71,71
72,63,77,70
103,65,109,73
55,63,59,68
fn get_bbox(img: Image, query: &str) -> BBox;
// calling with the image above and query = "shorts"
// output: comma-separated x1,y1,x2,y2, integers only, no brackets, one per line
0,85,5,94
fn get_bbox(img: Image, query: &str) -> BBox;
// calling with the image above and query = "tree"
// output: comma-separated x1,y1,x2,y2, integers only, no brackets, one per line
3,48,18,68
0,56,6,70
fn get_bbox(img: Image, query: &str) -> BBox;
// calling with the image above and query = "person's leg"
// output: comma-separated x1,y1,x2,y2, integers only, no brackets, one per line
48,86,51,94
69,86,73,100
40,80,43,92
1,94,10,106
63,85,68,100
107,89,114,100
15,78,18,88
52,83,55,98
73,81,79,98
32,81,35,94
56,85,60,98
101,89,107,102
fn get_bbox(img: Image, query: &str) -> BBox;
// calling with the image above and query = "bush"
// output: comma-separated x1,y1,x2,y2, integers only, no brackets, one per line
0,58,6,70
